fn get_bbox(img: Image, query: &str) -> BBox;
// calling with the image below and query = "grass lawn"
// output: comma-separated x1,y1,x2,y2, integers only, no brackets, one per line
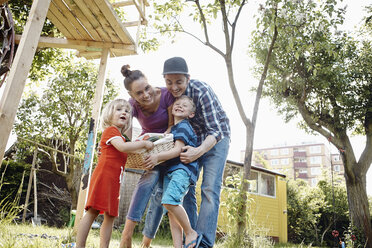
0,223,174,248
0,223,323,248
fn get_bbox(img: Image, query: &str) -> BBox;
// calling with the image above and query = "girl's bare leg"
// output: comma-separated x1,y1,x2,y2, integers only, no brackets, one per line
100,212,115,248
76,208,100,248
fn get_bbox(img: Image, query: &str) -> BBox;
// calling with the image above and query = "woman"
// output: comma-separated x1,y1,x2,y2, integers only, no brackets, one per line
119,65,174,248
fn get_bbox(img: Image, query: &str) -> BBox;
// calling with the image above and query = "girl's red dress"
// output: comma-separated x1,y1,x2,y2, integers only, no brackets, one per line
85,126,127,217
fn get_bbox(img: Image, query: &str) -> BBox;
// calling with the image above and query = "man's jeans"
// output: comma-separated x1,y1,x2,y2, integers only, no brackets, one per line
184,137,230,247
143,137,230,247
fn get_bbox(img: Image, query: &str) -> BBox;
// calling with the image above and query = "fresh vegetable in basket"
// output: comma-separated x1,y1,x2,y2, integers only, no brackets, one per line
147,136,163,142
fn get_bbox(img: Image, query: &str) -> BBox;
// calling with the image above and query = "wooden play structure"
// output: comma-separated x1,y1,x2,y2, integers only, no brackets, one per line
0,0,148,232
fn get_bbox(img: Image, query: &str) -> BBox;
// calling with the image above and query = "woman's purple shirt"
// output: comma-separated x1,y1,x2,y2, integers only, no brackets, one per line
129,87,175,134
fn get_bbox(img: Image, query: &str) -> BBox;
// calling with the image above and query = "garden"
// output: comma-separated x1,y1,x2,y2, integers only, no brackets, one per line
1,0,372,247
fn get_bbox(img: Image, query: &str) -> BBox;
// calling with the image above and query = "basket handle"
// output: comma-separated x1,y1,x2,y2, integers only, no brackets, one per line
153,133,174,145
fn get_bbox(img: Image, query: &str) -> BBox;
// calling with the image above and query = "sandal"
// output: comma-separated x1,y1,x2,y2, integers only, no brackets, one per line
185,234,203,248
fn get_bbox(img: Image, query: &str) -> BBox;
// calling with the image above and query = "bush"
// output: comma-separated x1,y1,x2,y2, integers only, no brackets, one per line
0,160,25,225
219,174,274,248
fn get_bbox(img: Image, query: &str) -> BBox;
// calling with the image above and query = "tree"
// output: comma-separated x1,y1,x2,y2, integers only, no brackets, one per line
14,53,118,208
252,0,372,245
144,0,278,239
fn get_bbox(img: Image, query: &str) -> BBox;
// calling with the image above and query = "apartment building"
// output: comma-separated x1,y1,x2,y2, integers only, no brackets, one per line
242,143,344,186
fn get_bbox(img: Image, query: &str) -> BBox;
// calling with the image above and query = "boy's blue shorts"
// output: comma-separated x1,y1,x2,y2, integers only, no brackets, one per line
162,169,190,206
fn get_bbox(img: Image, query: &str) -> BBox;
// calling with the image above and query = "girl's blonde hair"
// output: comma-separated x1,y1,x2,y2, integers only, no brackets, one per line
101,99,131,133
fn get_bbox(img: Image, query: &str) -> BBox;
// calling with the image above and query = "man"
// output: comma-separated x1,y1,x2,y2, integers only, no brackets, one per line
162,57,231,248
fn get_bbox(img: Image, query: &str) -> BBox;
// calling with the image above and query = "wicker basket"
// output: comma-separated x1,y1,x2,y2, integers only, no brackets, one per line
125,133,174,169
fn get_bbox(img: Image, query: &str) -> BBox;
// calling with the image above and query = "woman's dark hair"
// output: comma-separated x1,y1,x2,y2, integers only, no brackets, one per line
121,65,146,91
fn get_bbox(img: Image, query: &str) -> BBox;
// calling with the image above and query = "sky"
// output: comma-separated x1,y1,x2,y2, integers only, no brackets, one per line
103,0,372,196
2,0,371,195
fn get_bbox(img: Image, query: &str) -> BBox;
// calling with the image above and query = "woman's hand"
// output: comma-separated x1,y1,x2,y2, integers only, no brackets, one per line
143,154,158,170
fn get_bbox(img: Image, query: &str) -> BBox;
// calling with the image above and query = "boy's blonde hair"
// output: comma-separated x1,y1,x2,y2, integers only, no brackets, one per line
101,99,131,132
175,95,195,112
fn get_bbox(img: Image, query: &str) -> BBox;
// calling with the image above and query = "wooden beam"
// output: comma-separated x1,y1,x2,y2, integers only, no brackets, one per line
94,0,135,44
52,0,93,40
123,20,141,27
17,136,83,160
0,0,51,163
131,0,147,25
14,35,136,51
73,48,110,234
85,0,122,43
47,11,74,39
72,0,112,42
111,0,149,8
48,1,83,39
22,148,38,223
62,0,102,41
111,0,133,7
76,47,136,59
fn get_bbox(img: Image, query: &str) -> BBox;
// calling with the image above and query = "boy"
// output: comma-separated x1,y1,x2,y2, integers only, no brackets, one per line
143,95,202,248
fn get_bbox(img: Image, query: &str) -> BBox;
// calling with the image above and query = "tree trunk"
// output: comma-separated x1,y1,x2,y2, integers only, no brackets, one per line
66,175,78,209
344,168,372,247
237,124,254,237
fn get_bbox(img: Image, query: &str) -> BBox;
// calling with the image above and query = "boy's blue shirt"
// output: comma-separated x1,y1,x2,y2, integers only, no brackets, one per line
165,119,198,184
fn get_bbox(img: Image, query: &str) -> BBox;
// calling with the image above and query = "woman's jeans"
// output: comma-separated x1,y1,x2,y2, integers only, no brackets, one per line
126,166,164,239
143,137,230,247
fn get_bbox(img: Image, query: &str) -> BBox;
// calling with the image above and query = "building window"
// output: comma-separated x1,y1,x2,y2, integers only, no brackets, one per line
259,173,275,197
294,157,307,163
270,149,279,156
248,171,258,193
281,158,289,165
311,178,318,187
334,165,341,172
310,156,322,164
333,155,340,161
311,167,321,175
309,145,321,154
280,148,289,155
271,159,280,166
294,147,306,152
299,169,307,174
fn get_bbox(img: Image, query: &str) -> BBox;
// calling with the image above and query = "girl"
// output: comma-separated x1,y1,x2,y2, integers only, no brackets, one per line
76,99,154,248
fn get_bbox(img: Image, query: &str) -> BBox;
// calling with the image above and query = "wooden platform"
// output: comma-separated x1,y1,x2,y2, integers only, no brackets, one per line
22,0,148,59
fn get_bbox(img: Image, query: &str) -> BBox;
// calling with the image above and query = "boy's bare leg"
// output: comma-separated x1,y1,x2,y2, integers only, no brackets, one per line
120,218,137,248
168,212,183,248
164,204,197,248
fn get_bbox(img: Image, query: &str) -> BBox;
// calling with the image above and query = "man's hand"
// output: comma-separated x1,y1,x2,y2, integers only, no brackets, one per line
142,154,158,170
180,146,201,164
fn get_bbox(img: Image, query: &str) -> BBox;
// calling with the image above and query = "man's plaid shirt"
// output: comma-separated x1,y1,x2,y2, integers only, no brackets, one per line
184,79,230,145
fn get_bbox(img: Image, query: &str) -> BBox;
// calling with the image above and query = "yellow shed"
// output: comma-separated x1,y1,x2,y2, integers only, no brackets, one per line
196,160,287,243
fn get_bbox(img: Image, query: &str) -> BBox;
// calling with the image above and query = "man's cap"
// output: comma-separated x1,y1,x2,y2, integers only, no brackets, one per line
162,57,189,75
